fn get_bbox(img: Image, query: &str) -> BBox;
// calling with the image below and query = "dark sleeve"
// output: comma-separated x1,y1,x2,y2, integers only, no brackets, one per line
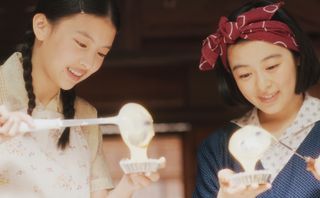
192,138,221,198
192,124,239,198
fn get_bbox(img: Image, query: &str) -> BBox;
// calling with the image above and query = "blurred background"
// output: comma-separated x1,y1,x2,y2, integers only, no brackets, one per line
1,0,320,197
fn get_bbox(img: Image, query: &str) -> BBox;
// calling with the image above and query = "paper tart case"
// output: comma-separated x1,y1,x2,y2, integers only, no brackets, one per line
227,170,271,187
120,157,166,174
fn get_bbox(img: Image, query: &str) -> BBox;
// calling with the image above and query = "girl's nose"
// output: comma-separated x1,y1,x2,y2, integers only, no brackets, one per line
257,74,272,91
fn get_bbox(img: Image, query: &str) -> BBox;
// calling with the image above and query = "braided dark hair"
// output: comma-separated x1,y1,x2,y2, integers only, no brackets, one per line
18,27,36,115
18,0,120,149
59,89,76,149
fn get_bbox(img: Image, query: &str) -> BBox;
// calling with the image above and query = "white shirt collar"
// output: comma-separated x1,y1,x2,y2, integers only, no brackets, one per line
231,94,320,139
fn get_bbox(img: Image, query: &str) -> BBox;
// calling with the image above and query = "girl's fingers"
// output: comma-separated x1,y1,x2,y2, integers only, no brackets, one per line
127,172,159,191
0,111,34,136
250,183,272,195
130,173,152,187
218,169,234,187
224,182,271,197
226,184,246,194
0,106,9,125
16,112,35,128
307,167,320,180
305,157,320,180
8,117,19,136
0,117,14,134
306,157,316,171
145,172,160,182
218,168,272,197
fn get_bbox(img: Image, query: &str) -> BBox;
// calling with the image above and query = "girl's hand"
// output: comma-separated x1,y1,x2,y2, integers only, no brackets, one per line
306,157,320,180
126,172,160,190
0,105,34,138
217,169,271,198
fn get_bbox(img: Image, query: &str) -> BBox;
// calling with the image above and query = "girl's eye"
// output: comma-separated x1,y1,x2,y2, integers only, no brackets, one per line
239,73,251,79
97,52,106,58
266,64,279,70
75,40,87,48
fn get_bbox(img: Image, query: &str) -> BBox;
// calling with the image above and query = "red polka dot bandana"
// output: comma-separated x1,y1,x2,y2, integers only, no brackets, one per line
199,2,299,71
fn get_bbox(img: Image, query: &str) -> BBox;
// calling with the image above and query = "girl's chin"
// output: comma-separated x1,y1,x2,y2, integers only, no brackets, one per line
60,83,76,91
258,105,283,116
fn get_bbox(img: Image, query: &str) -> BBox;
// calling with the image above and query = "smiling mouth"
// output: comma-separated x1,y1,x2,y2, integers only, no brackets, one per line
66,67,86,82
259,91,279,103
67,67,84,77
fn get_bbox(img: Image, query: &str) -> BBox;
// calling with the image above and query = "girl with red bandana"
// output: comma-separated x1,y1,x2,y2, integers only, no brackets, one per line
193,1,320,197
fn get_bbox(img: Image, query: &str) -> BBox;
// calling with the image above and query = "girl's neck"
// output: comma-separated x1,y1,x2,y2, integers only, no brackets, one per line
258,94,304,138
31,50,60,106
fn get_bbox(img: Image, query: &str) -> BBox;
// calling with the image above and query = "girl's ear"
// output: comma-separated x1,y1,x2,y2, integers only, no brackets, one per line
32,13,51,41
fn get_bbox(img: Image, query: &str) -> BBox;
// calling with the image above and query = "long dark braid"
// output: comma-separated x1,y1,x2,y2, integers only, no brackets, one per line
58,89,76,149
18,27,36,115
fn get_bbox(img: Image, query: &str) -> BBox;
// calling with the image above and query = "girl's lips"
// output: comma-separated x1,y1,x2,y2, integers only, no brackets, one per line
258,91,279,104
68,67,84,77
66,67,85,82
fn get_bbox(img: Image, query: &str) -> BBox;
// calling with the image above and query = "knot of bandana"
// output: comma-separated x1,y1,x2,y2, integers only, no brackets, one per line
199,2,299,71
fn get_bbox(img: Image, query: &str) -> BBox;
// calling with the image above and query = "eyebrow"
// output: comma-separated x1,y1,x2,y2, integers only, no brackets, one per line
76,31,112,49
232,64,248,72
231,54,282,72
261,54,282,62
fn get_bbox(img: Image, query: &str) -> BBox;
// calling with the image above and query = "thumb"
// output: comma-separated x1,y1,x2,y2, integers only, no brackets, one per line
0,106,9,123
218,169,234,187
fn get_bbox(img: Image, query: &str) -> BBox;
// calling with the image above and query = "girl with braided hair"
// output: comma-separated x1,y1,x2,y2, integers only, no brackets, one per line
193,0,320,197
0,0,158,197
